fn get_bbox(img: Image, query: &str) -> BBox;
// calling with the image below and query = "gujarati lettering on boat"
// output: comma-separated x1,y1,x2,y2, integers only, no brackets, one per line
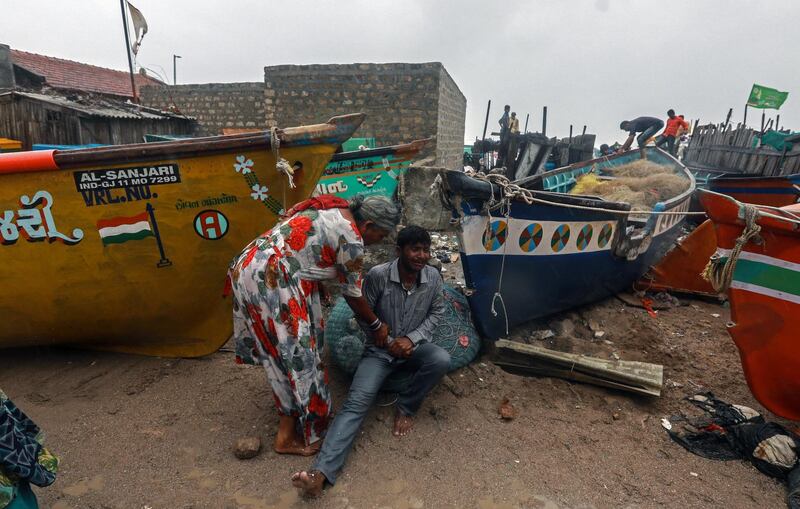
1,190,84,246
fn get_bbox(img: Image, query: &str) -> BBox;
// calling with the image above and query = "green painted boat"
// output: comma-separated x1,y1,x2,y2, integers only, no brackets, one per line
314,138,431,200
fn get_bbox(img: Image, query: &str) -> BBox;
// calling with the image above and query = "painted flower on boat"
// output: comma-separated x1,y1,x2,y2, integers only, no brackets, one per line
234,155,254,174
251,184,269,201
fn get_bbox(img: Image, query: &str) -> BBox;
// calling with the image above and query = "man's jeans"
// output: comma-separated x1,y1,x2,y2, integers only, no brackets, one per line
312,342,450,484
637,120,665,147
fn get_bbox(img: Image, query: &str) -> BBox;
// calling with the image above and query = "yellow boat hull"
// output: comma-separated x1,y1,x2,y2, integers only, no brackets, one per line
0,114,364,357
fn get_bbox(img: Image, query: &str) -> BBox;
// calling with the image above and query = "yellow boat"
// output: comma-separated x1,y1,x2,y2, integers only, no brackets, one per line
0,113,365,358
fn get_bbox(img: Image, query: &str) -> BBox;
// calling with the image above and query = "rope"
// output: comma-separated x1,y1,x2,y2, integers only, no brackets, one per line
486,196,511,337
270,127,296,190
463,169,706,217
701,204,762,293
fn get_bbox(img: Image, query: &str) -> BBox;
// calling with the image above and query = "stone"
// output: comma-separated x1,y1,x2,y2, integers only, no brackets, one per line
233,436,262,459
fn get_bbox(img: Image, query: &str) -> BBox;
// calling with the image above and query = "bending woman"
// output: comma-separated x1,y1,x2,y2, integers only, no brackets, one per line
228,195,399,455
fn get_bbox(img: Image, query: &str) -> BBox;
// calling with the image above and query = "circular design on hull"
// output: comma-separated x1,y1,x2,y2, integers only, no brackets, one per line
482,220,508,251
518,223,543,252
576,224,594,251
598,223,614,248
194,210,230,240
550,224,571,252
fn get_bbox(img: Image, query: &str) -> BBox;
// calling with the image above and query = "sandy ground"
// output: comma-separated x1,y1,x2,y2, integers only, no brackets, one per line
1,258,793,509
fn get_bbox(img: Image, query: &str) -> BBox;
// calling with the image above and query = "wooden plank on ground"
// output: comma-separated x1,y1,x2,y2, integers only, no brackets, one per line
493,339,663,397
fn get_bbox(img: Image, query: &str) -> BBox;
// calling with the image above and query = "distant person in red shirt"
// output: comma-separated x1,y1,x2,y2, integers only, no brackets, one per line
655,109,689,156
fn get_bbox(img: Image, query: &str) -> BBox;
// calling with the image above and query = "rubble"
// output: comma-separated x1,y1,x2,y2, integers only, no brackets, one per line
233,436,262,459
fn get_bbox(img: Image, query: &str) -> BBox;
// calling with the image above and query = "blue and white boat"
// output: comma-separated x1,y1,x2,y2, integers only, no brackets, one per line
442,148,695,339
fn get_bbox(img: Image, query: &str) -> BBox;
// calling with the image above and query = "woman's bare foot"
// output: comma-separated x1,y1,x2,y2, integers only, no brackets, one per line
274,435,321,456
291,470,326,497
393,411,414,437
273,416,321,456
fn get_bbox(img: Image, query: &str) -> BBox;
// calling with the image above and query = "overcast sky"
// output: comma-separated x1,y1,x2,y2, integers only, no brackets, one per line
4,0,799,147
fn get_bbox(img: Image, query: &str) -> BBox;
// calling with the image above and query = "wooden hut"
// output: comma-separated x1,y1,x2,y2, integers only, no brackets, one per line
0,91,194,150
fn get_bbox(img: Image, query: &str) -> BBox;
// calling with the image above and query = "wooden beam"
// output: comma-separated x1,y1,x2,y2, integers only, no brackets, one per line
493,339,663,397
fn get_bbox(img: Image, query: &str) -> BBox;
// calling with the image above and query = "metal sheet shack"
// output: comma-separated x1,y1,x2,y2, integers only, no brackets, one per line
0,91,195,150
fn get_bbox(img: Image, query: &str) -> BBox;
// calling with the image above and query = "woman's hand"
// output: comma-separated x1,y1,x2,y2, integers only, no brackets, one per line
372,322,390,348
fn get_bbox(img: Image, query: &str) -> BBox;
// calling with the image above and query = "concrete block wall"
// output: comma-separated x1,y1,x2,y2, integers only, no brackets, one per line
264,62,466,168
140,82,265,136
436,67,467,169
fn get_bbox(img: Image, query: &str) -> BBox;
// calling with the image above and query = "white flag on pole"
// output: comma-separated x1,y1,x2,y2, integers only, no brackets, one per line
127,1,148,55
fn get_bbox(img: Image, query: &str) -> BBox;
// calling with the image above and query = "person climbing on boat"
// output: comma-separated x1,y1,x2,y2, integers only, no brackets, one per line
227,194,400,456
291,225,448,497
618,116,665,159
0,390,59,509
655,109,689,155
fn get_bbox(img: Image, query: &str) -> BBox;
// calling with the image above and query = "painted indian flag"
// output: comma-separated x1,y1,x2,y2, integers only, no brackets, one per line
97,212,153,246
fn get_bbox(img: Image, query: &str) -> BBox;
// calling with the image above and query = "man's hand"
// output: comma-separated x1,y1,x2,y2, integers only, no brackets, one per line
318,283,332,306
372,322,390,348
388,337,414,359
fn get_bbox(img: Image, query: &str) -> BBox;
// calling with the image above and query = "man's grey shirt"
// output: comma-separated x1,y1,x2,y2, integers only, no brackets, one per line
359,259,445,358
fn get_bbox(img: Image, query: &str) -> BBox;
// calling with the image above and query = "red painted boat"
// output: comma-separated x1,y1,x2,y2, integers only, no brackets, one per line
708,173,800,208
699,189,800,420
640,173,800,297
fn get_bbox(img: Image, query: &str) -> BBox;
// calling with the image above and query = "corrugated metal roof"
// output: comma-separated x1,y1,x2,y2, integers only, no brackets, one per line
3,91,194,121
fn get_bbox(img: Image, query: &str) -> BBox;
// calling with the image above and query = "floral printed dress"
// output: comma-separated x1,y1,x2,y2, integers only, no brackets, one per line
228,207,365,445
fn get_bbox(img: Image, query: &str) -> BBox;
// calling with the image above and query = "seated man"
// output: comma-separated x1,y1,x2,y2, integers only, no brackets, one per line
618,116,665,159
292,225,448,497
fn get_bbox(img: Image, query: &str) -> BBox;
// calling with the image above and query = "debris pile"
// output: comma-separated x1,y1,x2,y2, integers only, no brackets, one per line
429,233,460,270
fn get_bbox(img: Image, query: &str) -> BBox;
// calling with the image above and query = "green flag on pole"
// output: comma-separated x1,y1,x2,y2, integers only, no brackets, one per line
747,84,789,109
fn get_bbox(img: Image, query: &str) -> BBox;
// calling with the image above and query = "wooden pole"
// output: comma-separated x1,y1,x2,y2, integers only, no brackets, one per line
724,108,732,128
481,100,491,145
743,104,748,126
119,0,138,103
542,106,548,137
760,111,765,146
569,124,573,143
776,114,781,131
581,125,587,136
524,113,529,133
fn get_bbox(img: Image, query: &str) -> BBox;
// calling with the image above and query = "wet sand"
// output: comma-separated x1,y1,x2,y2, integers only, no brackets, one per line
0,262,790,508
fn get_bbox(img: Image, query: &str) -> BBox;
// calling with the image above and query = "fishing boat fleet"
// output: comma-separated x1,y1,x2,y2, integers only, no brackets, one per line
1,112,798,420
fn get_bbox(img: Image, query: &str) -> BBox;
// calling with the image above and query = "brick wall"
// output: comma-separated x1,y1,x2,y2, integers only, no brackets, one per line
436,67,467,169
139,64,467,168
264,62,465,168
140,82,265,136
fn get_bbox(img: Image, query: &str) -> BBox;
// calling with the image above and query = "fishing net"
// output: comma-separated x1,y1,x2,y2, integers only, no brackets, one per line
325,284,482,392
570,161,690,213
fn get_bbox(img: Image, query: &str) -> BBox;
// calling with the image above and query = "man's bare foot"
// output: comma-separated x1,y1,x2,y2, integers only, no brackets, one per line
291,470,325,497
274,436,321,456
393,412,414,437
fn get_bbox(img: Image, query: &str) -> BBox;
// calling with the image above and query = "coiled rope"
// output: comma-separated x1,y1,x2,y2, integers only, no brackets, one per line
702,204,762,293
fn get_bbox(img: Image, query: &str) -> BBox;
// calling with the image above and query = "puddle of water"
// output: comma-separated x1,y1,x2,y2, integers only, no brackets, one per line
234,492,270,509
477,499,515,509
62,475,105,497
199,477,217,490
386,478,408,495
269,490,300,509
